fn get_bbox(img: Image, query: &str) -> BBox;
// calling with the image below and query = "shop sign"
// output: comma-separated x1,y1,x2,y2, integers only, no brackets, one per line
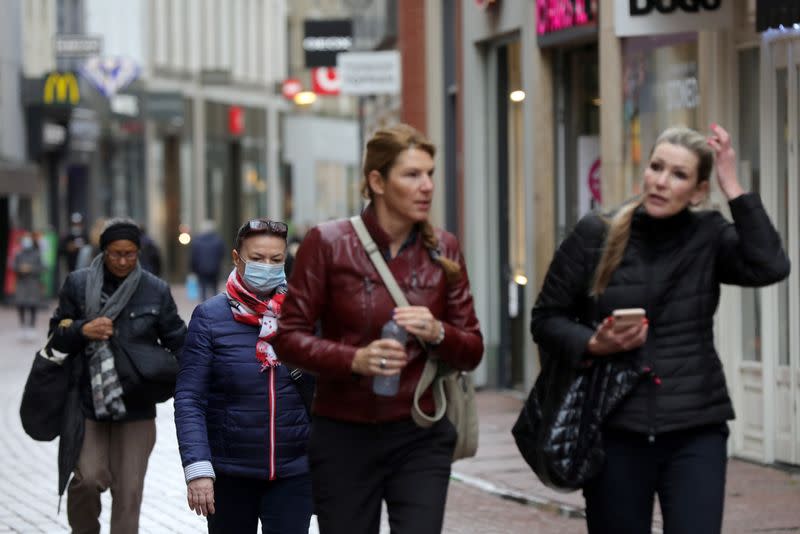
42,121,67,148
54,34,102,57
69,108,100,152
43,72,80,105
537,0,598,36
337,51,401,96
145,92,184,122
110,94,139,117
304,19,353,68
228,106,245,136
615,0,732,36
282,78,303,100
756,0,800,32
312,67,341,95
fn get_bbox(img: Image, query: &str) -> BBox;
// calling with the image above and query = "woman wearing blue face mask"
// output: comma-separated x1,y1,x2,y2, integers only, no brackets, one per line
174,218,314,534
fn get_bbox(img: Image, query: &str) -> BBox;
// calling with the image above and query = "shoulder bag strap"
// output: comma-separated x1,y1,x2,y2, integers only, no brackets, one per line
349,216,445,427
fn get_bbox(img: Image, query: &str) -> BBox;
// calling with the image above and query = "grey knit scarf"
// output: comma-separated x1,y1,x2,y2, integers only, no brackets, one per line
84,253,142,420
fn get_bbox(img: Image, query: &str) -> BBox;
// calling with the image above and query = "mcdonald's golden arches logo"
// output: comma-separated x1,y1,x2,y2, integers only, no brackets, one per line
43,72,80,105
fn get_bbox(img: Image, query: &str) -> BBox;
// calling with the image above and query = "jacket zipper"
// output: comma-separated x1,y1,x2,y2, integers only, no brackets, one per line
268,367,276,480
644,246,658,444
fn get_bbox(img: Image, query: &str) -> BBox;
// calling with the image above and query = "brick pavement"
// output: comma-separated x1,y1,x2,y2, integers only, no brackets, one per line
3,284,800,533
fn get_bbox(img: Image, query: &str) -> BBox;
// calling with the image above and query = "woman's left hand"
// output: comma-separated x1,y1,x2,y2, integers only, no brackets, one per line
393,306,443,344
707,124,744,200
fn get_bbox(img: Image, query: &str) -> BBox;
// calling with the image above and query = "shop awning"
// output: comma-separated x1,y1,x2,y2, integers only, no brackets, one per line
757,0,800,32
0,162,40,196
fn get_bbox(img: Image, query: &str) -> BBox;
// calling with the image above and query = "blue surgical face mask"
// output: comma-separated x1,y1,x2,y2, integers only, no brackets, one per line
20,237,34,249
242,260,285,294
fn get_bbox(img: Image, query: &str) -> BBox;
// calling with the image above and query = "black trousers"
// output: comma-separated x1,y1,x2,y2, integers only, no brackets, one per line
198,274,218,301
207,472,313,534
17,305,37,327
583,423,728,534
309,415,456,534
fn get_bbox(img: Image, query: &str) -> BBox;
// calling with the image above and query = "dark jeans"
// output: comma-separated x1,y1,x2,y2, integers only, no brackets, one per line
198,274,218,301
309,416,456,534
583,423,728,534
207,473,312,534
17,305,37,327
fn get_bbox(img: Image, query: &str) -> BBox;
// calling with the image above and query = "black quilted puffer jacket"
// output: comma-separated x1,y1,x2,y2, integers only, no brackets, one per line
531,193,790,437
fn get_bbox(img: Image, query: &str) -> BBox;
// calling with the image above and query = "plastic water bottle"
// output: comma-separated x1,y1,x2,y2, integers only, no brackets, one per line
372,319,407,397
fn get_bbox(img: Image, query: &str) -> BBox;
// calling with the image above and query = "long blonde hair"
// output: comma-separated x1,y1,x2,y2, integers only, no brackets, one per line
361,124,461,283
591,126,714,296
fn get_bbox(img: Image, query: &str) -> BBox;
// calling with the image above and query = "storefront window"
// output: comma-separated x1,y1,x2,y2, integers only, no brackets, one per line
555,44,599,242
622,34,698,193
775,66,790,367
313,161,360,222
204,102,268,241
738,48,762,362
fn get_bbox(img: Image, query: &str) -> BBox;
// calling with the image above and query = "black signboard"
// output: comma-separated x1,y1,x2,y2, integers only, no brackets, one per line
304,19,353,68
756,0,800,32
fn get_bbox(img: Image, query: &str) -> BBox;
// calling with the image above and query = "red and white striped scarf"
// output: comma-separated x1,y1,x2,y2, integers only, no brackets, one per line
225,269,287,371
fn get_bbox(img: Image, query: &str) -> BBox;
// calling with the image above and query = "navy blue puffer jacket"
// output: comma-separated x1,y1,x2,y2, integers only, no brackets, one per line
175,293,312,481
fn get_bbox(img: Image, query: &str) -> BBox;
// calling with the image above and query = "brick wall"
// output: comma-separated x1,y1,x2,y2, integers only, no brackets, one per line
397,0,427,131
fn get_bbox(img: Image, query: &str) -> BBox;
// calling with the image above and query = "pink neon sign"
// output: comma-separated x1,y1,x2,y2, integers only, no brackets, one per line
536,0,598,35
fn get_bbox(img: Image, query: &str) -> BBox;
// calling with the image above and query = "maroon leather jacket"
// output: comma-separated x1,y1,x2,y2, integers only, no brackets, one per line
274,207,484,423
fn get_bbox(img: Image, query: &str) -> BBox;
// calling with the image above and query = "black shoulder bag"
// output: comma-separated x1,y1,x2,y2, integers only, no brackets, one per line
20,336,71,441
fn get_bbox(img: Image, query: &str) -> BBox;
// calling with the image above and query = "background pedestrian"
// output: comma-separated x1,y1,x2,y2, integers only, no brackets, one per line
190,220,226,301
13,232,43,341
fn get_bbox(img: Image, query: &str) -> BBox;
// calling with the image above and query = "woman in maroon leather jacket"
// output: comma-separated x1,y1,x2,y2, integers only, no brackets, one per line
274,123,483,534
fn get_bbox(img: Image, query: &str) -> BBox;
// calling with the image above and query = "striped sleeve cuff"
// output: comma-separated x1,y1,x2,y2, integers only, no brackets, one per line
184,461,216,483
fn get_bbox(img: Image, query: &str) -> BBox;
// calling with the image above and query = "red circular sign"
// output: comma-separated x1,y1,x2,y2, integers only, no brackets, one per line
281,78,302,100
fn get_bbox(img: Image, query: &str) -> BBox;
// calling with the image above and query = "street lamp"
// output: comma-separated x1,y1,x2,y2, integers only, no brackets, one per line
293,91,317,106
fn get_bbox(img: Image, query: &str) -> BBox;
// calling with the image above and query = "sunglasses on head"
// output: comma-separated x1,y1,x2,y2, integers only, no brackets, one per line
237,219,288,239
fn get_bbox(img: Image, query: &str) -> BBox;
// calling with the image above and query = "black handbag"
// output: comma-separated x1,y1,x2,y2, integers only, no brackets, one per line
19,338,70,442
512,352,643,491
111,339,179,404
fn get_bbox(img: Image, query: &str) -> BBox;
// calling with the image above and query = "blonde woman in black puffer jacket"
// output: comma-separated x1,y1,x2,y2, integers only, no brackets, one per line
531,124,790,534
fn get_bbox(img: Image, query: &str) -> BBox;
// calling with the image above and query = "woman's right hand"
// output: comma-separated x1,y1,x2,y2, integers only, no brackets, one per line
586,317,649,356
351,339,408,376
81,317,114,341
187,477,215,516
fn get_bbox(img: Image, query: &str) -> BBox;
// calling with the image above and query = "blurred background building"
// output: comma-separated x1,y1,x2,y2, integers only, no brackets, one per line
2,0,799,469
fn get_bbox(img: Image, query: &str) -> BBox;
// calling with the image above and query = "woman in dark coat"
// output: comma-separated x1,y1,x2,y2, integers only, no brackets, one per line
49,218,187,533
530,124,790,534
174,218,313,534
13,232,44,338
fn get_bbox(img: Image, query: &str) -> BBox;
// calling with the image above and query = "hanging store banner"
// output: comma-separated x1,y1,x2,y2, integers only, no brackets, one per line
304,19,353,68
80,56,140,98
615,0,733,37
536,0,599,47
337,51,401,96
